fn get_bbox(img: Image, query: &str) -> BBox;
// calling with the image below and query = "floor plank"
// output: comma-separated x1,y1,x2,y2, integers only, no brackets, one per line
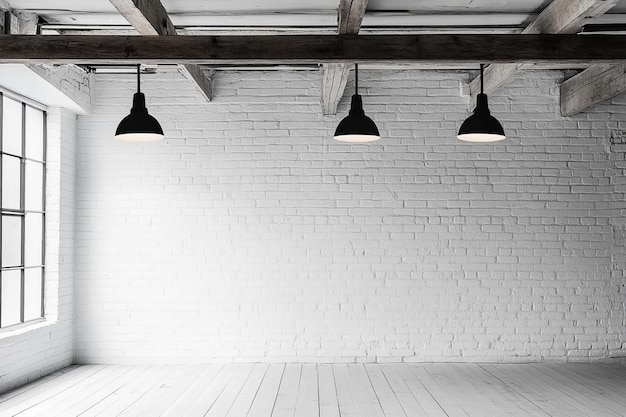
317,364,339,417
0,365,105,416
247,363,285,417
378,364,429,417
205,364,255,417
226,363,269,417
1,363,625,416
294,364,319,417
183,364,237,417
160,364,224,417
365,364,406,417
332,364,360,417
272,363,302,417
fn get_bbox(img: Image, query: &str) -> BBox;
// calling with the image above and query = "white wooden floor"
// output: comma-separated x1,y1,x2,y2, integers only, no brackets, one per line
0,363,625,416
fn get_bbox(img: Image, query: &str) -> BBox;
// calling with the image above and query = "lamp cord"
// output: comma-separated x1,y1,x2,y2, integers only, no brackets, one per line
480,63,484,95
137,64,141,93
355,63,358,95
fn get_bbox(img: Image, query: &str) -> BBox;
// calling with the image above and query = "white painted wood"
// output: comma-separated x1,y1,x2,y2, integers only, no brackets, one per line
0,365,80,406
19,365,128,417
160,364,224,417
204,364,255,417
74,366,154,417
118,365,203,416
407,364,468,416
469,0,620,101
332,364,360,417
529,364,625,416
182,365,236,416
378,364,428,416
347,364,385,417
272,363,302,417
294,364,319,417
317,364,340,417
0,365,104,415
2,363,626,416
393,364,447,416
60,366,149,416
224,363,269,417
467,364,550,416
247,363,285,417
365,363,407,416
482,364,590,417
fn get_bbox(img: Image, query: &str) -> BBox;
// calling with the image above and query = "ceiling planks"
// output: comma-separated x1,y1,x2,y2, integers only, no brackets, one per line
560,63,626,116
1,34,626,64
469,0,619,103
322,0,368,116
108,0,213,101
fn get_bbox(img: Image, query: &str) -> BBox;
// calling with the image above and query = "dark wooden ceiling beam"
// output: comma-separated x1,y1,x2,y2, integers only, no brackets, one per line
322,0,368,116
469,0,619,102
0,34,625,64
109,0,213,101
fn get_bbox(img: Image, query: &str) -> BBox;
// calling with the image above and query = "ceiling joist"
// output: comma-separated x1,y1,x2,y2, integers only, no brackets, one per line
108,0,213,101
560,63,626,116
469,0,619,102
0,34,625,65
322,0,368,116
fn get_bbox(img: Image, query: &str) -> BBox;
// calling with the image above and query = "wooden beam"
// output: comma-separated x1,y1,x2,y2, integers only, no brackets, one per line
560,63,626,116
338,0,368,34
322,0,368,115
322,63,353,115
108,0,212,101
470,0,619,101
1,34,626,64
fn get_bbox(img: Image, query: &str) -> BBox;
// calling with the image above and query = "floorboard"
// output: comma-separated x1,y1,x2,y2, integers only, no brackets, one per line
0,363,624,416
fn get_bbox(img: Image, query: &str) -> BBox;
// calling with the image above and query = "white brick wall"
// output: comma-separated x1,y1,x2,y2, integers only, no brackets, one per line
74,68,626,364
0,108,76,392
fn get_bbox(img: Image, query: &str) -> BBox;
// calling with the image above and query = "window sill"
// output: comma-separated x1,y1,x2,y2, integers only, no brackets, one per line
0,318,49,339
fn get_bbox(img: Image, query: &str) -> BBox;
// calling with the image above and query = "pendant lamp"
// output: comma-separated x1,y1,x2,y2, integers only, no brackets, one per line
457,64,505,143
334,64,380,143
115,64,164,142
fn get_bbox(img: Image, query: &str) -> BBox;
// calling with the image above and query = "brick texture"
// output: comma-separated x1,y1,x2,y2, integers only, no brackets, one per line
73,69,626,364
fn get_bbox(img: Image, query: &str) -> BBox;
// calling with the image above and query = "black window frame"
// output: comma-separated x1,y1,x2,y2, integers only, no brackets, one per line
0,91,47,329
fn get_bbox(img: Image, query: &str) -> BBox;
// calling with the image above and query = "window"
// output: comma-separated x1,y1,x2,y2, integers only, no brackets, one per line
0,93,46,329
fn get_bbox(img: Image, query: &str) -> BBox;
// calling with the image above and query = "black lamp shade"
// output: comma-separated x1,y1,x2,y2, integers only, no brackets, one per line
334,94,380,143
457,93,505,142
115,92,164,142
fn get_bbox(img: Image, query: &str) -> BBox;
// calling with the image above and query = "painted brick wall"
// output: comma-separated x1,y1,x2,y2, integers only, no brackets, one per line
0,108,76,392
74,69,626,364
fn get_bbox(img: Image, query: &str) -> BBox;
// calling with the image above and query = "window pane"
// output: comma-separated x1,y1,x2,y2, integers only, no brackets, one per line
2,96,23,156
25,161,43,212
25,106,44,161
1,215,22,267
2,155,21,210
24,268,43,321
25,213,43,267
1,270,22,327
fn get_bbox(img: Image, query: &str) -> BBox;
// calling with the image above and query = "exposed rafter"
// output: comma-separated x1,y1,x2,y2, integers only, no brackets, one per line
469,0,619,103
108,0,213,101
560,63,626,116
322,0,368,116
1,34,625,64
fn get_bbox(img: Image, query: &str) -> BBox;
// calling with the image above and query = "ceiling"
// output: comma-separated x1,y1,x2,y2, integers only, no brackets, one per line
5,0,626,35
2,0,625,115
